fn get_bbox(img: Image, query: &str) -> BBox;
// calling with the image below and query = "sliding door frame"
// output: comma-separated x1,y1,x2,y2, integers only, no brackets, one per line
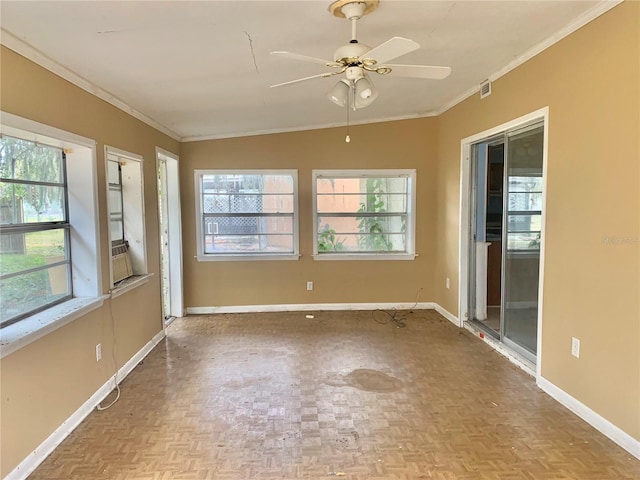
458,107,549,377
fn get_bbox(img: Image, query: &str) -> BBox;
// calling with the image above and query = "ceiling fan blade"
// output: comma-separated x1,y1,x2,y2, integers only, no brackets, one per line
270,71,341,88
270,51,338,67
362,37,420,64
385,64,452,79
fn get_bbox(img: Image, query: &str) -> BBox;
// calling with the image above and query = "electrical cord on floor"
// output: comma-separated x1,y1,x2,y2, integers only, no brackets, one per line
97,299,121,411
372,288,424,329
372,309,407,328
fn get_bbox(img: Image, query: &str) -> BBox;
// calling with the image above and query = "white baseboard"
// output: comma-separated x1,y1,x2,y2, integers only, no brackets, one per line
187,302,437,315
5,330,166,480
537,376,640,460
433,304,461,327
187,303,465,330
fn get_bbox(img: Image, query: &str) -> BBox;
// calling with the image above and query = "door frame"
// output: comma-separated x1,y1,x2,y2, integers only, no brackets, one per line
156,147,184,321
458,107,549,377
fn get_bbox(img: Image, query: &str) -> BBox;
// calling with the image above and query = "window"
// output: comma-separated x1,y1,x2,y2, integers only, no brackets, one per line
0,136,72,326
107,158,125,246
105,147,147,288
506,175,543,251
313,169,416,260
194,170,298,261
0,113,100,351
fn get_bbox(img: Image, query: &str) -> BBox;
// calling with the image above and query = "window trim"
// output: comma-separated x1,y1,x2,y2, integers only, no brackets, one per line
194,169,299,262
104,146,147,288
0,111,102,351
0,138,73,326
312,169,417,261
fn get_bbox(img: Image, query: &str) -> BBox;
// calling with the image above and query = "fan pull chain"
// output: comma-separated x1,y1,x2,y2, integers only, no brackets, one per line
345,94,351,143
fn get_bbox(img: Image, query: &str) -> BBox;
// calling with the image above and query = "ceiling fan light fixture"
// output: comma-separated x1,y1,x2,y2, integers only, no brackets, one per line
355,76,373,99
328,79,351,107
354,75,377,108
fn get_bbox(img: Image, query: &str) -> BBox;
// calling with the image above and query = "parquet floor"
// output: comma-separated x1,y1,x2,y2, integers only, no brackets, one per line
28,310,639,479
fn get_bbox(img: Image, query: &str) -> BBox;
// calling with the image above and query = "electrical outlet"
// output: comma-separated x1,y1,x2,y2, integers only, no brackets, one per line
306,281,313,291
446,277,450,289
571,337,580,358
96,343,102,362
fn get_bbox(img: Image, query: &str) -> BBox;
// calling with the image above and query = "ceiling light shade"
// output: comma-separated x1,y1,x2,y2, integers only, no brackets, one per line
354,75,378,108
327,79,351,107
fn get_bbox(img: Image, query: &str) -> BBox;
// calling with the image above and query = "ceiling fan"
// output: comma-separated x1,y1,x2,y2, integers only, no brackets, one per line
270,0,452,110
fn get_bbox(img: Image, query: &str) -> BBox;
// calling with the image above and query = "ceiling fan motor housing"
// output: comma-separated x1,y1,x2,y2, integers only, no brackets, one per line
333,42,371,64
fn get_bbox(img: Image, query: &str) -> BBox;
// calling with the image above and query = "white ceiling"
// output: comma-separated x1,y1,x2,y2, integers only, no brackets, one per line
1,1,612,141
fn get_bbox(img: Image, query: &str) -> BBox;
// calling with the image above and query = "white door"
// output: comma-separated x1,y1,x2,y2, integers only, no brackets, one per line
156,149,184,322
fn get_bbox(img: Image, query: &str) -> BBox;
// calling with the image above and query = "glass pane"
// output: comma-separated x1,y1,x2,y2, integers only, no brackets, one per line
204,215,293,236
507,232,541,251
508,176,543,192
316,176,407,195
109,187,123,213
507,214,542,233
502,253,540,354
317,214,406,235
203,193,265,214
317,232,406,253
0,182,65,224
317,193,408,214
0,265,70,325
107,160,120,185
318,211,407,253
503,124,543,357
317,177,408,215
204,234,293,254
507,127,544,172
507,192,542,212
261,194,294,214
110,220,124,243
202,174,293,194
0,228,68,276
0,136,63,183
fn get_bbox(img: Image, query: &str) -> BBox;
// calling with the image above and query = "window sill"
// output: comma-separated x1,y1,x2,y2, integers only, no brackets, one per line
110,273,153,298
0,296,108,359
196,254,300,262
314,253,416,261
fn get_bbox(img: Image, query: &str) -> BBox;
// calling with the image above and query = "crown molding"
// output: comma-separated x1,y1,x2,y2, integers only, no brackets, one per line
434,0,623,116
1,29,181,142
1,0,622,142
181,110,439,142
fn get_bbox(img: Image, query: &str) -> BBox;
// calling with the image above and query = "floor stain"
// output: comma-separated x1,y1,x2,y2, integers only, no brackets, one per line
324,369,402,393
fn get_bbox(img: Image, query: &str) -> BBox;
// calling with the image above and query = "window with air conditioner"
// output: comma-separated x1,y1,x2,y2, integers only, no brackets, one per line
105,147,147,288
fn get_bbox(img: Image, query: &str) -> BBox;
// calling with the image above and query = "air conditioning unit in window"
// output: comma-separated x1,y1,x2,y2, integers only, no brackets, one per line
112,243,133,283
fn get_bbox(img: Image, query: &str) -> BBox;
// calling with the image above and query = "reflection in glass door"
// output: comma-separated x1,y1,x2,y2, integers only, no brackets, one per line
502,125,544,361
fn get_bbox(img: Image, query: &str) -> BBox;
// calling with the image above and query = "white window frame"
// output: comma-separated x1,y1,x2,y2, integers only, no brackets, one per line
194,169,299,262
104,146,148,290
0,112,103,358
0,136,72,326
312,169,417,261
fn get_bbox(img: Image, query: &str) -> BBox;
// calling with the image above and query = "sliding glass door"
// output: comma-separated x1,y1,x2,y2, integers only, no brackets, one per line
501,124,544,360
468,121,544,364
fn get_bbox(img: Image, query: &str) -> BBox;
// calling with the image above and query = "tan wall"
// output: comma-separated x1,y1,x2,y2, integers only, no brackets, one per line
434,1,639,440
180,118,437,308
0,46,179,476
1,0,639,474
